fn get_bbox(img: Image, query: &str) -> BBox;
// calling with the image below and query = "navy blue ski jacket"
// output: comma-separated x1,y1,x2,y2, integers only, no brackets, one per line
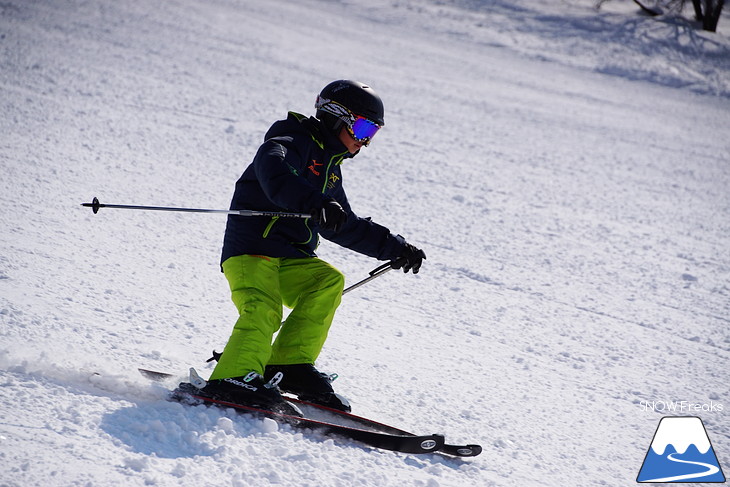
221,112,406,265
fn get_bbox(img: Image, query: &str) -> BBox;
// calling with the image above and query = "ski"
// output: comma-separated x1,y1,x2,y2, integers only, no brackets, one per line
138,368,482,457
288,396,482,457
172,382,444,454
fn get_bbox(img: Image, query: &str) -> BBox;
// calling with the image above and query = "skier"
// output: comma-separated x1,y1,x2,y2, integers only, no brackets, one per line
199,80,425,413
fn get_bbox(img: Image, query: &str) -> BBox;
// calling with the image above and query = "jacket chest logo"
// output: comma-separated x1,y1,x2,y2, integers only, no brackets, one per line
308,159,323,176
327,173,340,189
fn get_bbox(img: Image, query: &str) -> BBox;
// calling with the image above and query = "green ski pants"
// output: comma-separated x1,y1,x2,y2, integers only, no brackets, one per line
210,254,345,380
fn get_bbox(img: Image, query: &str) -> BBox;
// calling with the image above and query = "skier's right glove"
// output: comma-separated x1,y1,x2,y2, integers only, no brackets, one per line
311,198,347,233
392,243,426,274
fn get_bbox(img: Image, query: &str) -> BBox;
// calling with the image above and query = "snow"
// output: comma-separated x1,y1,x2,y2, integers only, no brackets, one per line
1,0,728,485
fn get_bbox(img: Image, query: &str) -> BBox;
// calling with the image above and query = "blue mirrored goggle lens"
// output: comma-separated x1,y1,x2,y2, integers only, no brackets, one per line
350,117,380,141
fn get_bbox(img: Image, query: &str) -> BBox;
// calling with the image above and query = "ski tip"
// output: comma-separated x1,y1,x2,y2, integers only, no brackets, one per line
459,444,482,456
443,443,482,457
419,435,444,453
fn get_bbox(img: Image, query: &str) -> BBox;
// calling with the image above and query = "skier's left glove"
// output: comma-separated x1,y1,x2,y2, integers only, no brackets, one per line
392,243,426,274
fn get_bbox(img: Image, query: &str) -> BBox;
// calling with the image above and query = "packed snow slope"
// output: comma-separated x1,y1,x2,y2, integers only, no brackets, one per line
1,0,729,486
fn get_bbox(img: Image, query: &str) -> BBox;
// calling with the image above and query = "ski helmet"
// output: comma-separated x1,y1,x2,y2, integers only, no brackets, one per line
315,80,385,141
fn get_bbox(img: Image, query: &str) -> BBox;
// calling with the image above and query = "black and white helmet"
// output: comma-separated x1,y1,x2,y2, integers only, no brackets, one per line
315,80,385,137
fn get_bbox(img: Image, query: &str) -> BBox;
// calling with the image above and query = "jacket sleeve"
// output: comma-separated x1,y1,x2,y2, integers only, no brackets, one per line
319,185,406,261
253,138,327,213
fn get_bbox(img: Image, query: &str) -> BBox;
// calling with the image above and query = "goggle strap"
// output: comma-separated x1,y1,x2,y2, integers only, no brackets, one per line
316,97,380,143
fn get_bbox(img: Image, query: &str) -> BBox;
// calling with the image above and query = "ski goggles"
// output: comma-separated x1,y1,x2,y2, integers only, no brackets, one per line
316,98,382,144
347,116,381,144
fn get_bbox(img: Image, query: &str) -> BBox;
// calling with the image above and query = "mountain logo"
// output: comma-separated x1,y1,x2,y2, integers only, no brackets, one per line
637,416,726,483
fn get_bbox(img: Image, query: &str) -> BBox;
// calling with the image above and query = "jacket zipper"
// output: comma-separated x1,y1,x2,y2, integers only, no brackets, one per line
262,150,348,245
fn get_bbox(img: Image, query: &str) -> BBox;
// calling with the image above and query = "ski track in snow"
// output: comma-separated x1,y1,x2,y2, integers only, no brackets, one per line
1,0,729,486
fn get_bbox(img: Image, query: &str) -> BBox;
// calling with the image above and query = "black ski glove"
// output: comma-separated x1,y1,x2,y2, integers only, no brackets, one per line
392,243,426,274
311,198,347,233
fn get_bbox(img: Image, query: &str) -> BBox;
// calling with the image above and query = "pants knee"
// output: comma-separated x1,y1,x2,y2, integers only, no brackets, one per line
323,267,345,293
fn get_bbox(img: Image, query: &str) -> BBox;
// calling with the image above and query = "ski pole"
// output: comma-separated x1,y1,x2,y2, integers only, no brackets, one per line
84,196,396,291
342,260,403,295
81,197,311,219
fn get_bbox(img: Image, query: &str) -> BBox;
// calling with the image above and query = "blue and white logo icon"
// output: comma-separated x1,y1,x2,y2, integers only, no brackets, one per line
637,416,725,483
